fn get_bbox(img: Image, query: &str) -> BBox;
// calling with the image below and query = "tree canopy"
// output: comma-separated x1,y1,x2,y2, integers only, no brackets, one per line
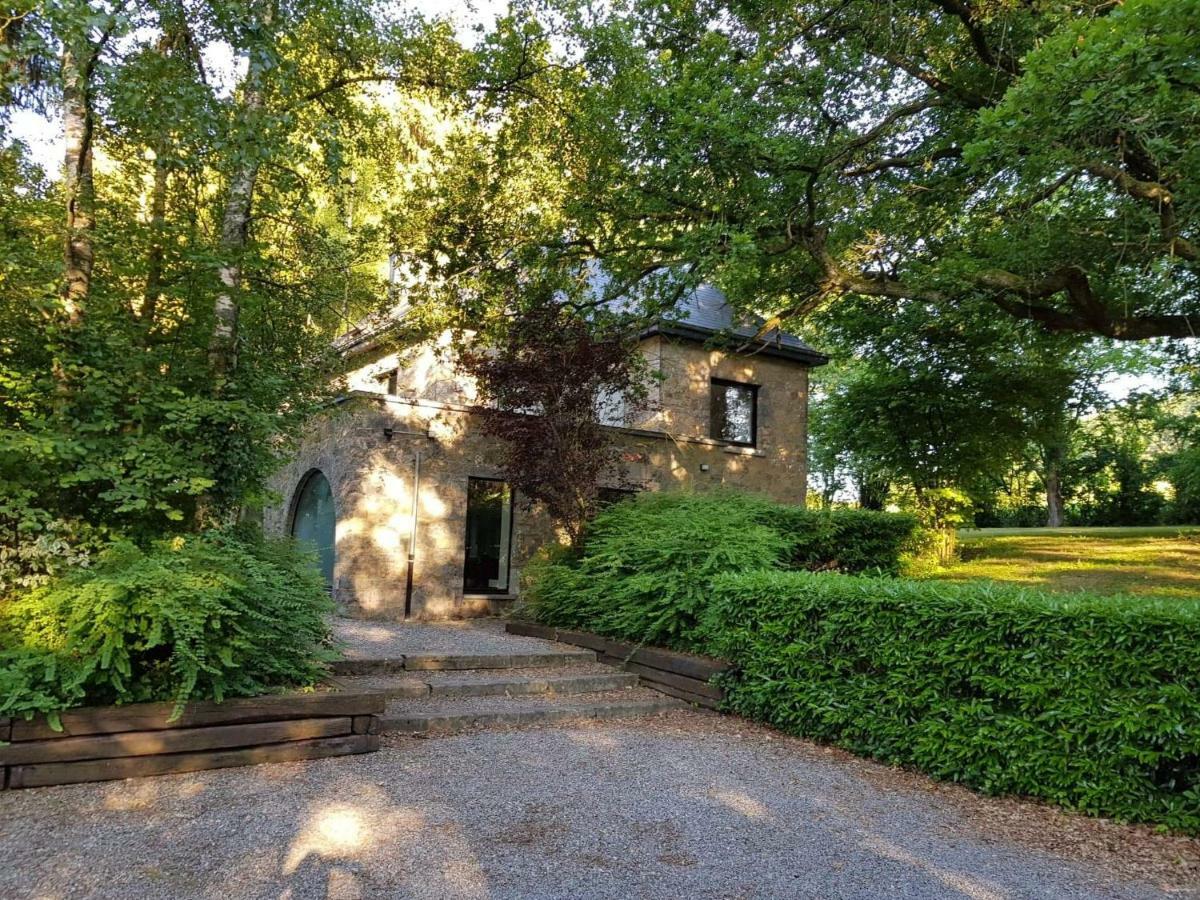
2,0,1198,592
435,0,1199,342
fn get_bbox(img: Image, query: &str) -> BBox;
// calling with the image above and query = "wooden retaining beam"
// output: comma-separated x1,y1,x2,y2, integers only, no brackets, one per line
506,622,729,709
1,691,384,790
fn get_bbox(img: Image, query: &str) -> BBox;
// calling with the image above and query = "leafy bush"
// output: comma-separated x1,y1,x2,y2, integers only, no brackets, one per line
523,491,788,649
757,506,920,575
705,570,1200,832
523,494,787,648
1170,447,1200,524
0,529,335,724
522,490,919,649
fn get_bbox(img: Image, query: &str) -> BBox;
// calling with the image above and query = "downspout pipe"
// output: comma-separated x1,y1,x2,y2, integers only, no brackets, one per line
404,449,421,619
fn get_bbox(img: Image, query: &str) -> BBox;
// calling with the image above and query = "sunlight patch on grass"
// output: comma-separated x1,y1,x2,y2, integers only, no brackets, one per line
932,529,1200,600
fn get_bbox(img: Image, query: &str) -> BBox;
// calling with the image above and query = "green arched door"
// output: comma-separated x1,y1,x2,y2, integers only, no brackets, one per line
291,470,335,589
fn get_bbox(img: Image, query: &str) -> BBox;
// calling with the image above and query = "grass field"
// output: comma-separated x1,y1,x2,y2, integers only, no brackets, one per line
933,526,1200,599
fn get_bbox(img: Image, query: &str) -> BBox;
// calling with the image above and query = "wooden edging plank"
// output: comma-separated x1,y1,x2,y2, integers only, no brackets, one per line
351,715,380,735
645,682,722,710
0,717,354,766
505,622,557,640
507,623,729,684
7,733,380,790
12,692,385,742
619,661,724,701
549,629,610,653
627,646,728,682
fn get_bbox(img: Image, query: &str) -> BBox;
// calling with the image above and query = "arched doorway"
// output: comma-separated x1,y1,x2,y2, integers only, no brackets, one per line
290,470,335,589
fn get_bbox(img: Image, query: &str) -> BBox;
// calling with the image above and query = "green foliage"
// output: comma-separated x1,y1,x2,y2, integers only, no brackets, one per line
524,489,1200,830
0,529,335,722
1172,448,1200,524
450,0,1200,344
0,2,471,588
523,491,788,649
522,490,919,649
704,571,1200,832
754,506,919,577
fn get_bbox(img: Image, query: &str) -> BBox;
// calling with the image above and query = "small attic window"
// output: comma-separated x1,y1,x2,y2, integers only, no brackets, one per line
378,369,399,395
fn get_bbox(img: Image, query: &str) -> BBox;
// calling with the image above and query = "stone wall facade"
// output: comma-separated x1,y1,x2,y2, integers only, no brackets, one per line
264,335,812,620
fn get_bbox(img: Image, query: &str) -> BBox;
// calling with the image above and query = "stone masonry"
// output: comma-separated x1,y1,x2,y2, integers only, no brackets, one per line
264,330,815,621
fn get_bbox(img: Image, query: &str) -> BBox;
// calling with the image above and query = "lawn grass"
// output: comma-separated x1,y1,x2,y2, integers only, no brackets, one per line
931,526,1200,600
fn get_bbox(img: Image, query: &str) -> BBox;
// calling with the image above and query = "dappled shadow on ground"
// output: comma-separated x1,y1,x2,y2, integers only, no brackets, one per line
1,712,1192,900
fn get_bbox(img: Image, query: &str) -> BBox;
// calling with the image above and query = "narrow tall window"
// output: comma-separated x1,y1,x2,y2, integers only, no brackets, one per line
710,378,758,446
463,478,514,594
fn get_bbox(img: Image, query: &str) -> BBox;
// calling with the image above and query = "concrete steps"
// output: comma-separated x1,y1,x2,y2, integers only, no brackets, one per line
377,688,683,736
330,649,597,677
331,664,639,700
330,639,686,737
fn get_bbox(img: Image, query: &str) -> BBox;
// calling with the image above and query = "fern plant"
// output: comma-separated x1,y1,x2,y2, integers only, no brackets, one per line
0,528,335,724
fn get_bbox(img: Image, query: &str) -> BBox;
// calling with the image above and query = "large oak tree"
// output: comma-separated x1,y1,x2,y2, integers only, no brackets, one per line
448,0,1198,342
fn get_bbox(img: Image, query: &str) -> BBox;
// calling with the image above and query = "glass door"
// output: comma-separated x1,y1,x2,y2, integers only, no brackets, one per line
463,478,513,593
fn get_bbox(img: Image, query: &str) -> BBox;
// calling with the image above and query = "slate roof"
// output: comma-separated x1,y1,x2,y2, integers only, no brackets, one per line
588,266,827,366
337,269,828,366
642,281,827,366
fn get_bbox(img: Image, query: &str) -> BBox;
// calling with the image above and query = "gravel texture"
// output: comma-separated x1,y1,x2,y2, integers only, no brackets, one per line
333,617,575,660
3,711,1195,900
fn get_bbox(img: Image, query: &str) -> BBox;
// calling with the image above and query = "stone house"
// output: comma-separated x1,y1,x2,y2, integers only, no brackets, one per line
264,284,827,620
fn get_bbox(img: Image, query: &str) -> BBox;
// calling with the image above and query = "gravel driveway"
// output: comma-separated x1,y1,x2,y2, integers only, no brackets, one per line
2,711,1195,900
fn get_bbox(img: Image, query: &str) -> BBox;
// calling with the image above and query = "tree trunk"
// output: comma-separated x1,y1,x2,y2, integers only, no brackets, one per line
61,43,95,323
857,471,889,510
142,153,168,329
1044,444,1066,527
207,2,271,382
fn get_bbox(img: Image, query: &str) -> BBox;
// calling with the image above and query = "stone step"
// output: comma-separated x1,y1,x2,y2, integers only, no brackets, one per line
378,688,685,736
332,664,640,700
330,648,597,676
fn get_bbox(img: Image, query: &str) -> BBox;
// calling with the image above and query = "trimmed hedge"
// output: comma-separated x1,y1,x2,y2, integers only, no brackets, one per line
524,492,1200,830
705,571,1200,831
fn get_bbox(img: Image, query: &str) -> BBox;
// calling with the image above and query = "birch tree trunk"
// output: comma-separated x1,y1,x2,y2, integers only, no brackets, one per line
207,2,272,382
61,43,95,323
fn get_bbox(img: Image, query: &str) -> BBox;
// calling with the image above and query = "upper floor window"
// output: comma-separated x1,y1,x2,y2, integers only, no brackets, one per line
595,387,627,427
378,368,399,395
710,378,758,447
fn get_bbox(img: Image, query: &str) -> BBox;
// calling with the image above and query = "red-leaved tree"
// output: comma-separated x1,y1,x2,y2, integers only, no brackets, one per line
459,303,650,547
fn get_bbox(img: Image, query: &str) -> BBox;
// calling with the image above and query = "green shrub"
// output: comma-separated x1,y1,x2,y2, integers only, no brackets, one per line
523,490,920,649
757,506,921,575
523,491,789,649
0,529,336,724
705,570,1200,831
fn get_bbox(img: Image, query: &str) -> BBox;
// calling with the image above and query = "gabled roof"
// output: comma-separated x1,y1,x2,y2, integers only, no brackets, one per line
335,269,828,366
641,281,827,366
587,267,827,366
